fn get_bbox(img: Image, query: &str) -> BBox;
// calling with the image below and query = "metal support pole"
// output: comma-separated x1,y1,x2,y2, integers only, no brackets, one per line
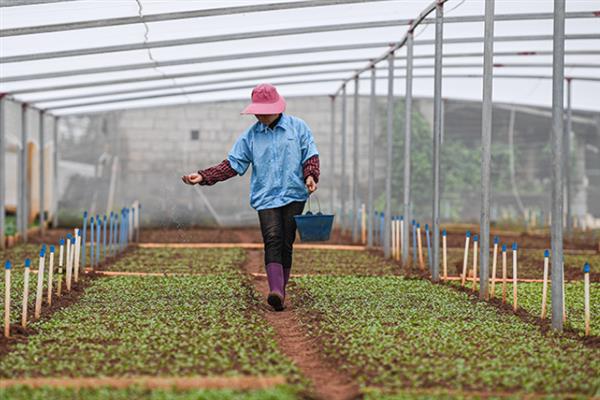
52,116,59,227
352,76,360,243
403,32,413,265
367,66,376,248
18,104,28,242
431,0,444,281
341,85,347,231
384,52,394,258
329,95,336,214
39,111,45,236
479,0,495,298
551,0,565,332
564,77,572,234
0,95,5,249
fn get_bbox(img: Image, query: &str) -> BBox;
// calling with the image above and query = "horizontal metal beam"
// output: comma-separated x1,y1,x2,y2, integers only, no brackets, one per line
334,33,600,94
2,12,597,63
0,0,77,7
26,63,600,104
8,57,370,94
0,0,391,37
4,40,599,86
43,73,600,112
0,21,424,64
0,43,390,80
10,57,600,96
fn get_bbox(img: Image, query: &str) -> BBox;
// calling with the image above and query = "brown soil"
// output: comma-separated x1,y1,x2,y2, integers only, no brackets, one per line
0,245,132,357
0,375,286,390
26,228,74,245
443,226,599,251
447,282,600,348
140,243,365,251
140,227,353,245
0,275,94,358
242,250,361,400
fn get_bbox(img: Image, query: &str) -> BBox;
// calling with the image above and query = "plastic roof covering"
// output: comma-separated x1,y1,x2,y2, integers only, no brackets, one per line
0,0,599,116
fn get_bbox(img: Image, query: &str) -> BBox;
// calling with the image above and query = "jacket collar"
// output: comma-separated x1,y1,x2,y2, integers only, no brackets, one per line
256,113,289,133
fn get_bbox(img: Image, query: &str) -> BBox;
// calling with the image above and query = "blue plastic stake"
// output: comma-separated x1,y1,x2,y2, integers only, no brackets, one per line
81,211,88,270
102,215,107,260
120,209,125,252
374,211,379,245
113,213,118,255
379,213,384,248
131,207,135,243
96,215,101,265
90,217,95,270
108,212,113,257
425,224,432,271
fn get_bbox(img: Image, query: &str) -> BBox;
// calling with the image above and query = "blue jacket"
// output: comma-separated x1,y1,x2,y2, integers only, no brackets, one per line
227,114,319,210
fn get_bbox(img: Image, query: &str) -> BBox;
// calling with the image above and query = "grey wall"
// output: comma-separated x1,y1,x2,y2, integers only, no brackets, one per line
53,95,600,228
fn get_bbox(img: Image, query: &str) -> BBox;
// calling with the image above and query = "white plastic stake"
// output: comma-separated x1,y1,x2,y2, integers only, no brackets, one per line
4,261,11,337
584,263,591,336
361,203,366,244
472,236,479,291
73,229,81,283
65,235,72,292
562,261,567,322
417,224,425,270
461,231,471,286
541,250,550,319
21,259,31,328
442,229,447,280
68,237,75,291
34,250,46,319
400,217,404,262
57,239,64,297
47,246,55,306
395,219,401,261
490,236,499,297
501,244,508,303
391,217,397,259
512,242,518,312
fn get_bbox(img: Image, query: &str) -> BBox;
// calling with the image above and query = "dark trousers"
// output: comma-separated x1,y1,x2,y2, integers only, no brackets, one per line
258,201,306,269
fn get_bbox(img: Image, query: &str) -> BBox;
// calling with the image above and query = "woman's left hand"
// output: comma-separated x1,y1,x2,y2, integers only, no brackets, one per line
305,176,317,193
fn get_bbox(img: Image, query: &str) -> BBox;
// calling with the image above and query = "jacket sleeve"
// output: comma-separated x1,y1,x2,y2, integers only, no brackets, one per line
302,155,320,183
198,160,238,186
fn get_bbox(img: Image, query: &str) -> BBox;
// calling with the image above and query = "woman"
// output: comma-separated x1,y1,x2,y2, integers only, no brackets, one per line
182,83,320,311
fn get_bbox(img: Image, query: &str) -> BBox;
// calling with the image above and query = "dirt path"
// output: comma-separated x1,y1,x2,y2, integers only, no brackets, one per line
243,250,361,400
0,376,285,390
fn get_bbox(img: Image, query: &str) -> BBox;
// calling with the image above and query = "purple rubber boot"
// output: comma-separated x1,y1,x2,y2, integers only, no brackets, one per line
266,263,285,311
283,268,291,298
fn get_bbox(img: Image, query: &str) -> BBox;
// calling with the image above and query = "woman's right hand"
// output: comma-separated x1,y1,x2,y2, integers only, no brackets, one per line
182,173,203,185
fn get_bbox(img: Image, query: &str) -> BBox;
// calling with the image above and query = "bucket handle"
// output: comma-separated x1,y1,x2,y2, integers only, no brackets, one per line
306,194,322,215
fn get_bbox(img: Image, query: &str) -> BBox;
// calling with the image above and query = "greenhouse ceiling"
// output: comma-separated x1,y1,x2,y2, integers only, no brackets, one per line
0,0,599,115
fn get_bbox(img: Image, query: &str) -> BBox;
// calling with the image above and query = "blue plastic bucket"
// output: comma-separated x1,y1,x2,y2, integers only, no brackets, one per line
294,196,335,242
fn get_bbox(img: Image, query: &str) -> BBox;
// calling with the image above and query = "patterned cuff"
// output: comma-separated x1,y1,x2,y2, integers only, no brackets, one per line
303,155,320,184
198,160,237,186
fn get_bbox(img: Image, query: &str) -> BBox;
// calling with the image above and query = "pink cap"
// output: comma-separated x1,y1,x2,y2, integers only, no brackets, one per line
241,83,286,115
